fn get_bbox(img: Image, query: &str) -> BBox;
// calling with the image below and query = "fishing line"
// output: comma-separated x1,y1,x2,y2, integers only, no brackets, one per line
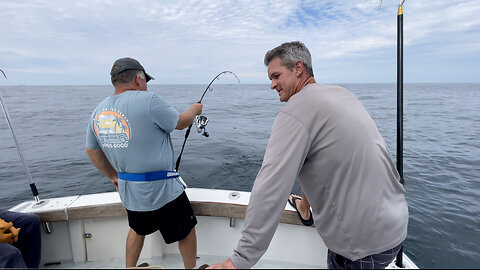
175,71,240,172
0,69,47,207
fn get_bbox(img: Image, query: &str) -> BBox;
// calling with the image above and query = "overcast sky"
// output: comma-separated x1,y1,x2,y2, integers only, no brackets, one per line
1,0,479,85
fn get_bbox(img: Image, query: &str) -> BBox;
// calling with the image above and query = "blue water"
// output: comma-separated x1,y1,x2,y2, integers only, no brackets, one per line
0,83,479,268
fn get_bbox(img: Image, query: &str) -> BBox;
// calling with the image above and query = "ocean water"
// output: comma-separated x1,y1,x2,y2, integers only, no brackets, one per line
0,83,479,269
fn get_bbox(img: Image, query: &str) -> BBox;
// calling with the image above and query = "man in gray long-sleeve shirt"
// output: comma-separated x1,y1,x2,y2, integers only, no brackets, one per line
209,41,408,269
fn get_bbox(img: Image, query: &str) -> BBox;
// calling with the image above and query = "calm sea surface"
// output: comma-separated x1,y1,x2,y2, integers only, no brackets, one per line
0,83,479,268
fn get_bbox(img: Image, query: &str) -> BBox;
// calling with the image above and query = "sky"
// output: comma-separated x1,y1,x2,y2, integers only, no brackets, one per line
0,0,479,85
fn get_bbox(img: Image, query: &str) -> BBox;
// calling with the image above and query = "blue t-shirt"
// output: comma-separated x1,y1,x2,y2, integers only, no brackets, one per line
86,90,184,211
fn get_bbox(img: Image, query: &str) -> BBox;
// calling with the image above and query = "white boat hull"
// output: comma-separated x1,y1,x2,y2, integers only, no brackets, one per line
9,188,417,269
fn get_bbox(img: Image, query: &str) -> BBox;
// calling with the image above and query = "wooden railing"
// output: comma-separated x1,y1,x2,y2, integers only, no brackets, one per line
32,200,310,227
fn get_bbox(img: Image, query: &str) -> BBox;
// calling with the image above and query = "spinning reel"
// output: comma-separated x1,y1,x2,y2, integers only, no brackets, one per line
194,115,209,137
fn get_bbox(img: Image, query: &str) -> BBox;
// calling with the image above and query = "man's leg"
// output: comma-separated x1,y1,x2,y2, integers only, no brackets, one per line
0,244,27,268
0,210,41,268
178,227,197,269
156,192,198,268
125,228,145,268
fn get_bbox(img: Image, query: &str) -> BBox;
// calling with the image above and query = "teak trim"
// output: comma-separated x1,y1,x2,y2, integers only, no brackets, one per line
33,201,309,227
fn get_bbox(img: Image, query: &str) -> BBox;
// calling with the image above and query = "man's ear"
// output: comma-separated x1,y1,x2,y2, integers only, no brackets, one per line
295,60,304,76
134,74,142,85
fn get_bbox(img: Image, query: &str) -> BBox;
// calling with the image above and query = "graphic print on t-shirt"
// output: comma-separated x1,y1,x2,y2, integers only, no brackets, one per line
94,109,131,148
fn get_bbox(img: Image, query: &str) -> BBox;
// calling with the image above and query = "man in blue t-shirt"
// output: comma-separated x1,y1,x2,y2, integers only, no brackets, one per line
85,57,202,268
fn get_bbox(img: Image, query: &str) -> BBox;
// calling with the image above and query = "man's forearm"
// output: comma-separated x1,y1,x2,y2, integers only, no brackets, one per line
85,148,117,180
176,110,196,130
176,103,202,130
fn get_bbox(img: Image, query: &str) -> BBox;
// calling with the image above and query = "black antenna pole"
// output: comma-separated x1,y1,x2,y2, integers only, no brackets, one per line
396,1,405,268
397,3,404,186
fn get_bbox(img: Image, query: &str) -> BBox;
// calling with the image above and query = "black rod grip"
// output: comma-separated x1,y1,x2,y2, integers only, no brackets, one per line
30,183,39,197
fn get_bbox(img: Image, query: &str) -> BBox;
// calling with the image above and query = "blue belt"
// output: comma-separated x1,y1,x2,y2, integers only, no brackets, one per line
118,171,180,181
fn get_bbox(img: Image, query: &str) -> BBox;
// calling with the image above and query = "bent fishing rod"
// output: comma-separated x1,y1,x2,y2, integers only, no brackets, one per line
175,71,240,172
0,69,46,206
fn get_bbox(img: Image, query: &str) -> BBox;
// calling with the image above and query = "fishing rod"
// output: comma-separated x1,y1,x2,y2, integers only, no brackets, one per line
175,71,240,172
0,69,47,206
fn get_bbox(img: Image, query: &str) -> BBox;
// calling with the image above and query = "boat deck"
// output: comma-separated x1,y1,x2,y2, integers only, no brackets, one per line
41,254,317,269
40,253,414,269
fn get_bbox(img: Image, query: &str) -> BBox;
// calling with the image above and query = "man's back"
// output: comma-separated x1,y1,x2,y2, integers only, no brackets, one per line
282,83,409,260
86,90,184,211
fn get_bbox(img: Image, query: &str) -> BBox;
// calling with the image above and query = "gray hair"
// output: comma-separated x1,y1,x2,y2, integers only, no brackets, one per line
111,68,145,86
264,41,314,77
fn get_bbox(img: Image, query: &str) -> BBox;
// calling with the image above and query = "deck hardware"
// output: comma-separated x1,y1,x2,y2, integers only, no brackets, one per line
230,217,235,228
83,233,92,239
43,262,61,266
32,199,49,208
43,222,52,234
229,191,240,200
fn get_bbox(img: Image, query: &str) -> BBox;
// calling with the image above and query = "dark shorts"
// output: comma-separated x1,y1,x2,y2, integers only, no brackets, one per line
126,192,197,244
327,242,403,269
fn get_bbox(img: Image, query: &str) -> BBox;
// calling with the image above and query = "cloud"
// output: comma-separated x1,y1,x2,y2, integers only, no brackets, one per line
0,0,479,84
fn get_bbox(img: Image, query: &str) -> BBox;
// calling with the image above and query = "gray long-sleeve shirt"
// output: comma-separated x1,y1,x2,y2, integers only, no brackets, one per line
231,83,408,268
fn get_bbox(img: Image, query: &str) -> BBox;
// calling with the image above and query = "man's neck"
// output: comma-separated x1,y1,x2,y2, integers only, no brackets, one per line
114,85,141,95
114,89,129,95
294,75,316,95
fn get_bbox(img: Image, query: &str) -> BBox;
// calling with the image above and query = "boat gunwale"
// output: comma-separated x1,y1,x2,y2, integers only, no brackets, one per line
21,192,309,227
